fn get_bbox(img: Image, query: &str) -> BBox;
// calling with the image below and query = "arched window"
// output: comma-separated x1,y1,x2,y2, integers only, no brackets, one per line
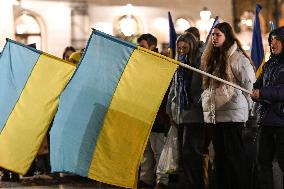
175,17,194,34
113,14,143,42
15,11,42,49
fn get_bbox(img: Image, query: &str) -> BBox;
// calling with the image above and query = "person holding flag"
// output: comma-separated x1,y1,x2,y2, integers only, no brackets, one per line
137,33,169,189
201,22,255,189
251,26,284,189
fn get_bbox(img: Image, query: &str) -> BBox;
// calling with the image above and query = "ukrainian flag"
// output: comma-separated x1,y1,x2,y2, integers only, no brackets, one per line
251,4,265,78
50,30,178,188
0,39,76,174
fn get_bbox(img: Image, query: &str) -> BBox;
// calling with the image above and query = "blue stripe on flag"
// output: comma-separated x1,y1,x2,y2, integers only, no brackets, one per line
0,40,40,132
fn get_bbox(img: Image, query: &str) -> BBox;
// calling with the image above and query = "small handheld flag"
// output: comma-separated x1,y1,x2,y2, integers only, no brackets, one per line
168,11,177,59
251,4,265,78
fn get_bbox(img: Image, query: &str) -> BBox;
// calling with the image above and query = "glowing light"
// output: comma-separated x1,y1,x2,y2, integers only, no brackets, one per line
119,16,137,36
12,0,20,6
242,45,251,51
124,4,133,16
175,18,190,33
15,13,40,34
200,7,211,21
94,22,113,35
196,8,214,41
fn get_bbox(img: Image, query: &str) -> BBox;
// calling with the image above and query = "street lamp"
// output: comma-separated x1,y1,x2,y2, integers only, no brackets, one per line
196,7,213,41
200,7,211,22
117,4,138,37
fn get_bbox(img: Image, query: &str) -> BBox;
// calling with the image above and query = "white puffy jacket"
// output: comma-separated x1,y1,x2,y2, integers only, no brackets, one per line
201,43,256,124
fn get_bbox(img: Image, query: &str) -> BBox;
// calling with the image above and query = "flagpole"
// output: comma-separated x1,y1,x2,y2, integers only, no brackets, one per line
205,16,219,44
179,62,252,94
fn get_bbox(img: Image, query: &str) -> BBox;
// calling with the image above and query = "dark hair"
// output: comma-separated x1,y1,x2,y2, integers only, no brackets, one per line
137,34,157,47
28,43,36,49
268,26,284,56
202,22,252,88
184,27,200,41
176,33,200,64
62,46,76,59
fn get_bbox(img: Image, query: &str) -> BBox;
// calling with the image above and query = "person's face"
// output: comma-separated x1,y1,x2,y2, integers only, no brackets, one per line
177,41,190,55
212,28,226,48
138,40,155,51
271,35,283,55
64,50,75,60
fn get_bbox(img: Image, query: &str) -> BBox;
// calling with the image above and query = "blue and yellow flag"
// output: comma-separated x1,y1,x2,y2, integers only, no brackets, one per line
0,39,76,174
168,11,177,58
251,4,265,78
50,30,178,188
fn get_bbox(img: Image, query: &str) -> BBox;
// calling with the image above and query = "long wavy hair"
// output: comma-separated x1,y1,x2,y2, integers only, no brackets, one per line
202,22,252,89
176,32,200,65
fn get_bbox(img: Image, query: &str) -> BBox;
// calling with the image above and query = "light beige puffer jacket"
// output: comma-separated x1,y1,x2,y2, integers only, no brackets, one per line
201,43,256,124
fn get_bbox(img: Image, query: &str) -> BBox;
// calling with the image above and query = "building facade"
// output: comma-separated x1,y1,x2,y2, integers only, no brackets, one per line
0,0,280,57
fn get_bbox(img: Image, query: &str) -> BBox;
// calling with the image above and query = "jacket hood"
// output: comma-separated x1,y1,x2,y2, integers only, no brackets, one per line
268,26,284,47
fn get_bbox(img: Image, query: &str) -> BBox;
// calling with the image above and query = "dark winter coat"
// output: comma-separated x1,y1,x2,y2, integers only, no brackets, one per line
253,55,284,126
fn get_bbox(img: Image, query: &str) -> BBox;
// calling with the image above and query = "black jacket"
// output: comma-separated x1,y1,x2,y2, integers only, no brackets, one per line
254,55,284,126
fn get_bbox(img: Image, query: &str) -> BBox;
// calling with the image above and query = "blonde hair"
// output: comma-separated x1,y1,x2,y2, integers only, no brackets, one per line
176,33,200,64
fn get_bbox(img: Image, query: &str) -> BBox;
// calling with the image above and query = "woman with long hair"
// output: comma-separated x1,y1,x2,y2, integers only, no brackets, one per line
167,32,207,189
201,22,255,189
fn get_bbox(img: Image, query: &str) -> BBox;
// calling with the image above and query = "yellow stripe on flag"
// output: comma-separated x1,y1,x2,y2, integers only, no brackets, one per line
88,48,178,188
0,53,75,174
256,59,266,79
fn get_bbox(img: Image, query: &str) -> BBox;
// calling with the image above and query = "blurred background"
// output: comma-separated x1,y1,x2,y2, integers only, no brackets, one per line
0,0,281,58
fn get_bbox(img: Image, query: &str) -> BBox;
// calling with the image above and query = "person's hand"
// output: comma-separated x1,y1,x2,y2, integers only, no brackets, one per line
251,89,260,100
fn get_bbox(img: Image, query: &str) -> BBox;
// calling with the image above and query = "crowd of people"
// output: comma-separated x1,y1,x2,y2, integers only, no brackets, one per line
1,21,284,189
136,22,284,189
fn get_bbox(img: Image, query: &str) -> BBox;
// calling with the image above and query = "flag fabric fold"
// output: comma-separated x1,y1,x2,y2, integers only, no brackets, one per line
251,4,265,78
50,29,178,188
0,39,76,174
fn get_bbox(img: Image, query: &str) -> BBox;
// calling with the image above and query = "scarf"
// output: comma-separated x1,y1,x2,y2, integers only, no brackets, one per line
175,54,193,113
